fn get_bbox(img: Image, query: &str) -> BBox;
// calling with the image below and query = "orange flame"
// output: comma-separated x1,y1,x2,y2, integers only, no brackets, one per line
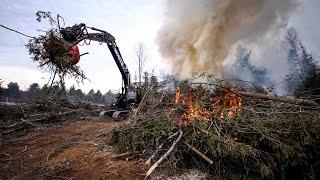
175,88,242,125
217,90,242,119
225,92,242,118
175,88,180,104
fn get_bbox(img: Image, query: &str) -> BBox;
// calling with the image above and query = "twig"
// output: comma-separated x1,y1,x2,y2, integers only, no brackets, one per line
0,24,35,38
0,153,13,163
145,130,183,179
28,113,46,117
44,175,72,180
18,146,28,155
47,142,73,161
59,108,83,115
2,127,25,135
0,153,12,159
21,118,41,128
111,152,132,160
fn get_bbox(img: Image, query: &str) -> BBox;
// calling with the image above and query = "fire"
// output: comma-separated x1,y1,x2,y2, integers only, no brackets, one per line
175,88,180,104
185,97,207,120
222,91,242,118
174,87,242,125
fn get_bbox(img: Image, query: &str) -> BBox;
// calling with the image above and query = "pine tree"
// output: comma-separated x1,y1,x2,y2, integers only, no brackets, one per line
284,27,320,99
94,90,103,103
233,46,270,89
86,89,95,102
74,89,85,101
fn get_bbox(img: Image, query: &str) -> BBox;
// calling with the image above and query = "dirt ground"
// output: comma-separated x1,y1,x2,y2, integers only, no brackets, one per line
0,119,147,180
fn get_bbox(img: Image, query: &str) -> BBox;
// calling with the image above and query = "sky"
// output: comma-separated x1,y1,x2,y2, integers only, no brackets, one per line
290,0,320,54
1,0,320,94
0,0,167,93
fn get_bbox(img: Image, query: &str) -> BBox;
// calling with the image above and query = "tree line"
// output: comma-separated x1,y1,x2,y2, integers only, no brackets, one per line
0,70,160,105
0,81,117,105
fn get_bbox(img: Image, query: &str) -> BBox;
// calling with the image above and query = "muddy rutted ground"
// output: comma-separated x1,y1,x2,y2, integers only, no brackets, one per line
0,119,146,179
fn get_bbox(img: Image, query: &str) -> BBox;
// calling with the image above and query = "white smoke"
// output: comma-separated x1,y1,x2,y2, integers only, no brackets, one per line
157,0,299,79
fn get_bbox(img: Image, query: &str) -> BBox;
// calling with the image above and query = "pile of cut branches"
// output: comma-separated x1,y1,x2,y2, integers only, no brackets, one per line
110,79,320,179
0,97,105,135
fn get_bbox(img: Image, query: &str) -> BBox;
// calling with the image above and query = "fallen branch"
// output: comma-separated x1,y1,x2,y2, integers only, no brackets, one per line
0,153,13,163
2,119,37,134
145,131,179,165
0,153,12,159
238,91,318,106
28,113,46,117
145,130,183,179
2,127,25,135
18,146,28,155
183,141,213,164
59,108,83,115
21,118,43,128
135,88,151,116
47,142,73,161
111,152,132,160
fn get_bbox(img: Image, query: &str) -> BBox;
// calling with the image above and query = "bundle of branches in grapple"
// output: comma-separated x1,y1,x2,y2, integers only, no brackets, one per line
26,11,87,85
110,78,320,179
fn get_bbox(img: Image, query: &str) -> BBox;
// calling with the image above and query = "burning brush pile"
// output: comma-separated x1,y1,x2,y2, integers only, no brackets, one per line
110,78,320,179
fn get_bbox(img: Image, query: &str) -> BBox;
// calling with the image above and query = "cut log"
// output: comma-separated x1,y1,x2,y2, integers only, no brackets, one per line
238,91,318,106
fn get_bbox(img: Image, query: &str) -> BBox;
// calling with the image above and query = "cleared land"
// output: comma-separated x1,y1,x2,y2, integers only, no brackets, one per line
0,119,146,180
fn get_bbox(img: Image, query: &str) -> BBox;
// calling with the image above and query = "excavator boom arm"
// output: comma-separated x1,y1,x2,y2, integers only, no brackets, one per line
60,24,131,95
84,32,131,86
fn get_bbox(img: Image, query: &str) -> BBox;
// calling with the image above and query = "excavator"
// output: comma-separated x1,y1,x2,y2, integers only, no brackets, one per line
59,23,140,118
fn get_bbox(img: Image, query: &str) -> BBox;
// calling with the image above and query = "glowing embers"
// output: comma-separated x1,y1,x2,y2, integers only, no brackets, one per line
217,89,242,118
174,87,242,125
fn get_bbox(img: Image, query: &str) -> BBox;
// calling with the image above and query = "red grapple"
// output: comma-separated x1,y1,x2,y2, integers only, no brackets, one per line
70,45,80,65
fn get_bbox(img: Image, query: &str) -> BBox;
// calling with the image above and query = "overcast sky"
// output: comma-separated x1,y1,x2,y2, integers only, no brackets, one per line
0,0,320,93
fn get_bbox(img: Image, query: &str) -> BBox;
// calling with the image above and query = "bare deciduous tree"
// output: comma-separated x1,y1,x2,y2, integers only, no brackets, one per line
135,42,147,86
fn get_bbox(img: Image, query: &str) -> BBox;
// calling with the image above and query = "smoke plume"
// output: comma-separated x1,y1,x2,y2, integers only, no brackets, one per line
157,0,299,78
